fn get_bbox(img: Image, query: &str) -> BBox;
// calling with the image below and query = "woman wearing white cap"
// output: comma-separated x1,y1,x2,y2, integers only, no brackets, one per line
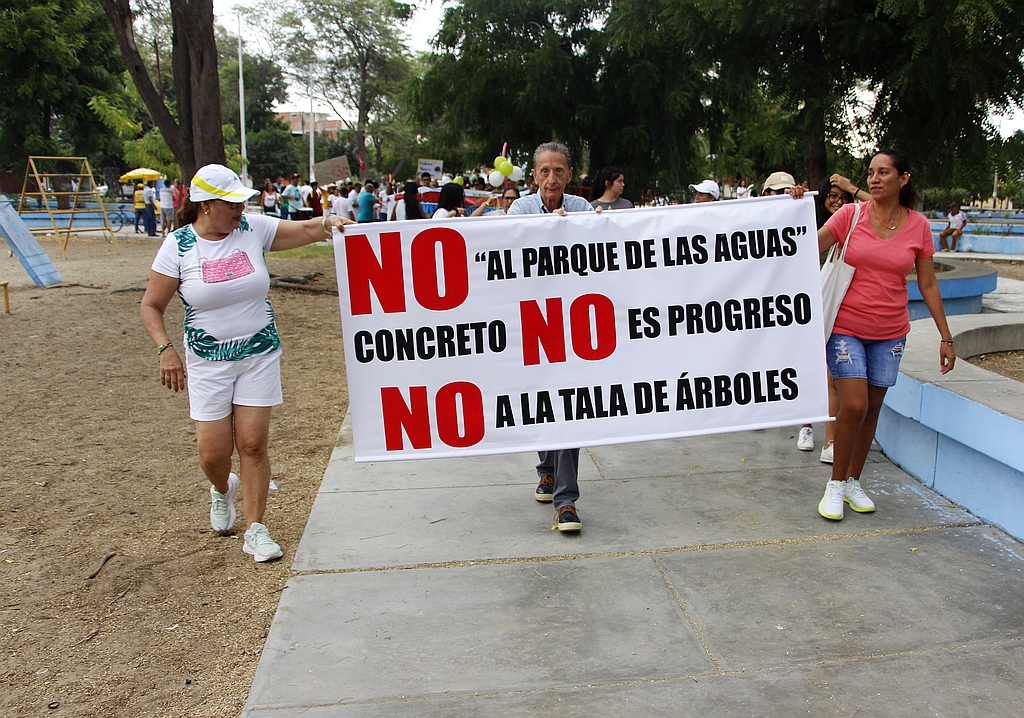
140,164,355,562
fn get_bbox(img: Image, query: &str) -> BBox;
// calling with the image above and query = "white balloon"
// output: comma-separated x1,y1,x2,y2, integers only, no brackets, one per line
488,170,505,187
509,166,524,182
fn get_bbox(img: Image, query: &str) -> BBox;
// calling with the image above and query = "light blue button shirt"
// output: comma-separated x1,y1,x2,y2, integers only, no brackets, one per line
507,192,594,215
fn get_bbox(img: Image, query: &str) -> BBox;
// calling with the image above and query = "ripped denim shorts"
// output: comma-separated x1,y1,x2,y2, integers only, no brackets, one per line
826,333,907,387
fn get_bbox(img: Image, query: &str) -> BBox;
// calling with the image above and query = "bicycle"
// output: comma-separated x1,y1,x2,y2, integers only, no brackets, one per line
106,203,134,231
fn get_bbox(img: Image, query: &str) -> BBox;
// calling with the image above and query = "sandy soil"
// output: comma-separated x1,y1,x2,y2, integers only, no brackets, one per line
954,259,1024,382
0,234,347,716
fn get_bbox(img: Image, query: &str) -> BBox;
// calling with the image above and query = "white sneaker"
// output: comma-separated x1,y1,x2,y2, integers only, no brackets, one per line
820,441,834,464
210,473,239,532
818,480,844,520
243,522,283,562
797,426,814,451
844,478,876,513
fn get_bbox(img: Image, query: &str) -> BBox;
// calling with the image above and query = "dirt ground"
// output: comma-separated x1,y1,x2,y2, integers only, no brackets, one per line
0,234,347,716
956,259,1024,382
1,240,1022,716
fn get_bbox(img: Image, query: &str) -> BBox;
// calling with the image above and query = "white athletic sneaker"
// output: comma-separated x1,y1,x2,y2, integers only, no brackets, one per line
797,426,814,451
243,522,283,562
210,473,240,532
820,441,834,464
818,480,844,520
844,478,876,513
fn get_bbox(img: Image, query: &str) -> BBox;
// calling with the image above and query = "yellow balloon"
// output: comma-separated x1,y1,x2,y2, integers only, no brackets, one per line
454,176,465,186
494,155,506,168
499,161,514,176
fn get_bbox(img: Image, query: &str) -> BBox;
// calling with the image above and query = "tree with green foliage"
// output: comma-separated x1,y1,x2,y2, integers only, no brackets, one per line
99,0,226,182
0,0,128,172
219,56,290,138
215,25,290,138
411,0,714,198
247,0,415,178
412,0,1024,196
656,0,1024,189
246,128,303,183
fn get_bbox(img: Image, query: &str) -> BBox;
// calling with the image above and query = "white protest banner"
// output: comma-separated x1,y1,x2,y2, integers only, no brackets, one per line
334,195,829,462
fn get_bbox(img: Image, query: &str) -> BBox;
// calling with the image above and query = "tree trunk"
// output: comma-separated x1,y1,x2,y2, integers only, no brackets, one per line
391,146,407,179
355,57,370,179
803,98,827,190
97,0,224,184
171,0,225,177
800,28,828,190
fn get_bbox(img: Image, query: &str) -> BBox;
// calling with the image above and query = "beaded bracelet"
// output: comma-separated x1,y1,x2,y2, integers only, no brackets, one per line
157,342,172,355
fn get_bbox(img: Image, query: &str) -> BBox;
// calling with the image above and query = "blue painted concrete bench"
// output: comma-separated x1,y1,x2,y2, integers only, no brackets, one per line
906,259,997,320
876,313,1024,542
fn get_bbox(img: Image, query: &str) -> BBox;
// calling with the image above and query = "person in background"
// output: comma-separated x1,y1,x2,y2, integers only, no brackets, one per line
377,182,391,221
133,182,146,233
357,180,378,222
173,179,185,214
279,177,302,221
689,179,719,203
589,166,633,210
940,203,968,251
471,186,520,216
325,186,342,217
140,164,356,562
143,181,158,236
762,171,800,197
393,180,425,220
308,181,323,218
340,187,357,221
762,169,830,454
507,141,597,534
799,177,856,462
432,182,465,218
420,172,433,188
260,179,279,216
736,178,750,200
298,176,312,207
815,149,955,521
383,183,397,221
159,181,176,237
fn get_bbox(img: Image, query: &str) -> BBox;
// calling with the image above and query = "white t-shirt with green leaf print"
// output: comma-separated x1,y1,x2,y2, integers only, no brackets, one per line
152,213,282,361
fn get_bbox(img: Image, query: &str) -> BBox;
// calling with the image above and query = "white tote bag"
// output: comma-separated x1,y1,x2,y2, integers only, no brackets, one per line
820,202,860,339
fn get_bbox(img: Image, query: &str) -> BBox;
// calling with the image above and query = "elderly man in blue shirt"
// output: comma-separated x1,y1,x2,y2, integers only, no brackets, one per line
507,141,597,532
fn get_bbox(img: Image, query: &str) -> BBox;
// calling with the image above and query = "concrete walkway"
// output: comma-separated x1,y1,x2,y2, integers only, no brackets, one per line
242,419,1024,717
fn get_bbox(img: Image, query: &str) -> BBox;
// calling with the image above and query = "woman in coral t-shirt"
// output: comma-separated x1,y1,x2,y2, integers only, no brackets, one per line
815,149,956,522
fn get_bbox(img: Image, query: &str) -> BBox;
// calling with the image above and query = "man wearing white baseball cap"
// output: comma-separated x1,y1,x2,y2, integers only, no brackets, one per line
140,164,355,563
689,179,720,203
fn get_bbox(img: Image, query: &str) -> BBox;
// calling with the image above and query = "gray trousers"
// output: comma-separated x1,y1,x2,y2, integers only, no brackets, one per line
536,449,580,509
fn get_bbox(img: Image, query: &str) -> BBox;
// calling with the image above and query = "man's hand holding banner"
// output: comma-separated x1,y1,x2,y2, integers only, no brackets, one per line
335,195,829,462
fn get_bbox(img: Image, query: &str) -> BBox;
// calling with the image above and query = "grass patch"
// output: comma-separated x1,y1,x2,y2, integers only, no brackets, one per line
273,243,335,259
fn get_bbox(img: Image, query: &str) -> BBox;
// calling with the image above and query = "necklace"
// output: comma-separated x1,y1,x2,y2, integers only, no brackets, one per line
873,203,903,231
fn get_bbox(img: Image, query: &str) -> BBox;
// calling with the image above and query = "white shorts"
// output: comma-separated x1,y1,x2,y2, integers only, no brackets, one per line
185,348,283,421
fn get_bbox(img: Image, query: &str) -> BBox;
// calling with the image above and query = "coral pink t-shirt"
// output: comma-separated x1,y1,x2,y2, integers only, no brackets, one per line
825,202,934,340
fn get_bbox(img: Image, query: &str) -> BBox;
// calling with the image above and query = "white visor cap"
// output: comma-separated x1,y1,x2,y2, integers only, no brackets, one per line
189,164,259,203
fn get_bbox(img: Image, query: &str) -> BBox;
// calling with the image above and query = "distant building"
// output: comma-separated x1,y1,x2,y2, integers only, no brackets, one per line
275,112,345,139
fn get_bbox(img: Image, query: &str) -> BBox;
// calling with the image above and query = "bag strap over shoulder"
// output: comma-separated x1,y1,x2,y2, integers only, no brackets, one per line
836,202,860,262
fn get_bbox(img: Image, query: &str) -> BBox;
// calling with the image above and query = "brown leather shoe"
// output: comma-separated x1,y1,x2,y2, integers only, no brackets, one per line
535,473,555,502
555,504,581,532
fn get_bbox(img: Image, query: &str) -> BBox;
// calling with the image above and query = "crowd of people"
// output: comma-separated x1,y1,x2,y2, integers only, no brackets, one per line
143,141,956,562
